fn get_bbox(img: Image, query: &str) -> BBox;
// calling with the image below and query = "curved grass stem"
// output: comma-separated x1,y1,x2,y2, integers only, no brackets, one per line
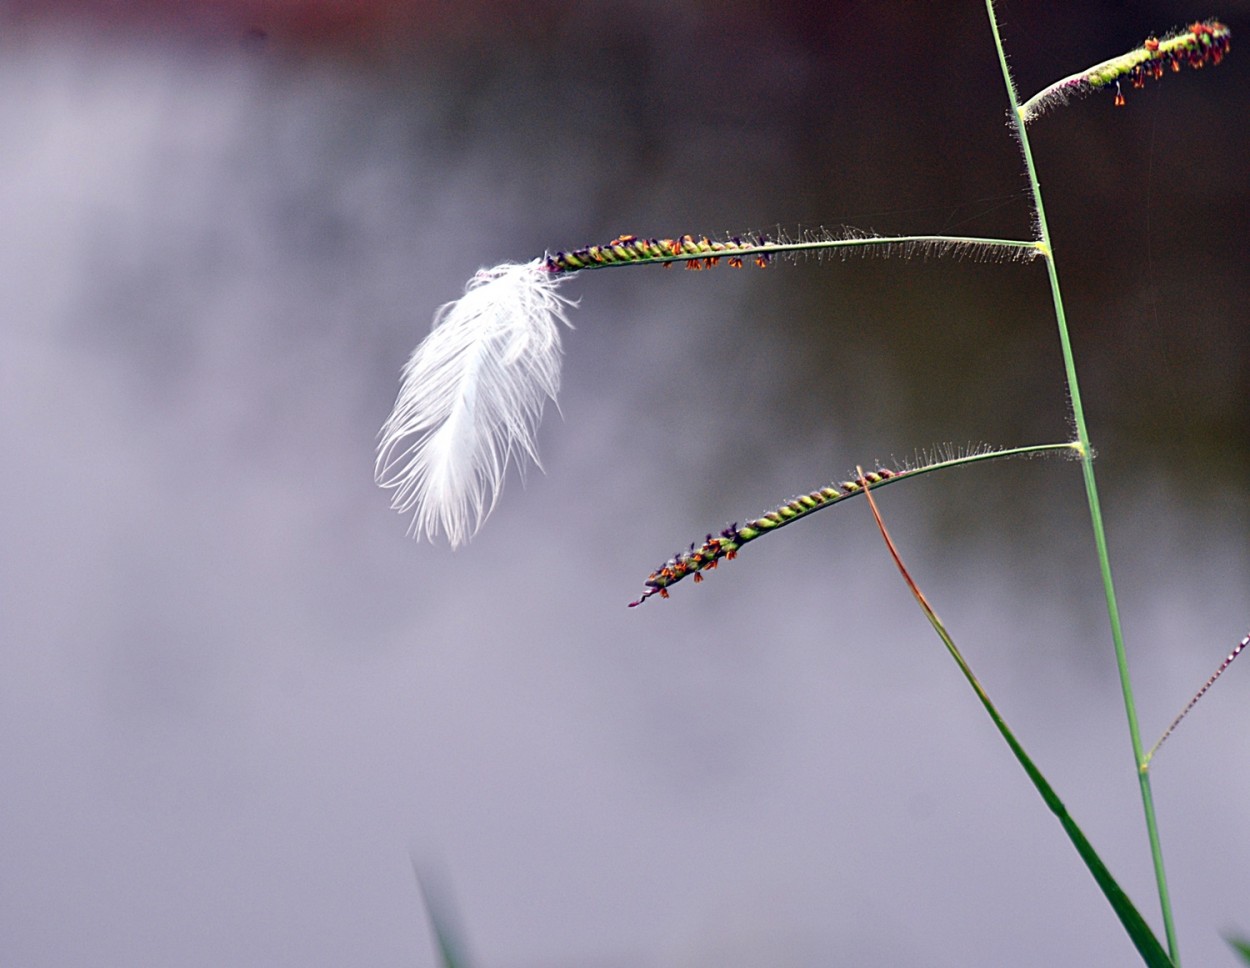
629,441,1079,605
985,1,1178,960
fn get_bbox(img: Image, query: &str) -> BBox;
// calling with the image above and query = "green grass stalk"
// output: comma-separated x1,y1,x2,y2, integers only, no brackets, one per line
984,1,1178,960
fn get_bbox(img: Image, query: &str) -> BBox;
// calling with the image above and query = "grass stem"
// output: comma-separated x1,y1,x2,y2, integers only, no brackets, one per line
984,2,1179,960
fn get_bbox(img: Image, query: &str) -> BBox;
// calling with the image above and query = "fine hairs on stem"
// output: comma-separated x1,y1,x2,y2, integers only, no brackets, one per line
376,8,1232,965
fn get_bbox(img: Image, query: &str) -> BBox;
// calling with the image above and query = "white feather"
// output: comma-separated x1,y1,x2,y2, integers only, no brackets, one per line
375,260,575,547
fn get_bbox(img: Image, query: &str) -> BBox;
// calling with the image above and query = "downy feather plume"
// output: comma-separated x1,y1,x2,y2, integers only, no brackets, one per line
375,260,575,547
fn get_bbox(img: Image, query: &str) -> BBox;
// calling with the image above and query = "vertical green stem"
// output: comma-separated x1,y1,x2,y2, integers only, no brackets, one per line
983,2,1178,961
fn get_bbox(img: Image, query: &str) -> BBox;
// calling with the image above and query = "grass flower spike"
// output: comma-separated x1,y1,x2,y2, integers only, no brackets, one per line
1019,21,1230,123
628,442,1078,605
376,260,574,547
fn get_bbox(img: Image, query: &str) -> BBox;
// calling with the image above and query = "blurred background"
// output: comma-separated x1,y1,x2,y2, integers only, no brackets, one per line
1,2,1247,965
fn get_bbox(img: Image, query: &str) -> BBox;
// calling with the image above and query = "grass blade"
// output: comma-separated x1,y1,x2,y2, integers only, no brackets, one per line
859,479,1174,968
1227,937,1250,964
411,858,474,968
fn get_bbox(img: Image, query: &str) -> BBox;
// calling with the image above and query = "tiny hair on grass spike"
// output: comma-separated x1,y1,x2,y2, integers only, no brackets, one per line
375,260,575,547
1019,20,1230,124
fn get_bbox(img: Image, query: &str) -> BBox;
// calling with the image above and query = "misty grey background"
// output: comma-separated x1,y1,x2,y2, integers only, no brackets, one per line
2,3,1248,966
